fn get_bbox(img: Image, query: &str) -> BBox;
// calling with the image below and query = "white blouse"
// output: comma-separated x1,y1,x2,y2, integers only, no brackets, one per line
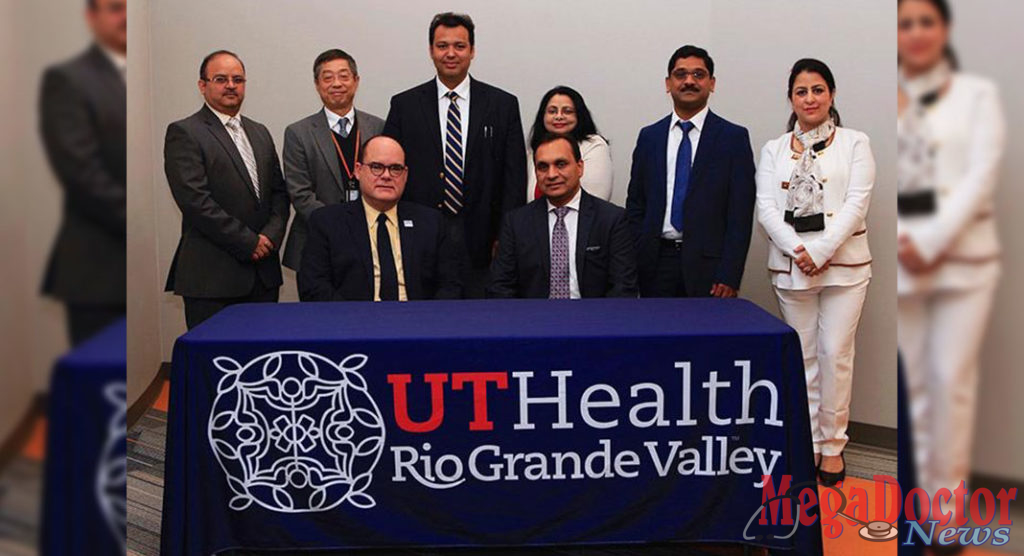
897,74,1005,295
756,127,875,290
527,134,613,202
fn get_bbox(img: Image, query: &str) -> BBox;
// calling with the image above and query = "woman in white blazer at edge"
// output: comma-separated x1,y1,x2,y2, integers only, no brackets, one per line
897,0,1006,522
756,58,875,486
526,86,614,202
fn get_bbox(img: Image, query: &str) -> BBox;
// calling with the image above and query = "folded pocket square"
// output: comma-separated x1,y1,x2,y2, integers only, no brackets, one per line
585,245,602,252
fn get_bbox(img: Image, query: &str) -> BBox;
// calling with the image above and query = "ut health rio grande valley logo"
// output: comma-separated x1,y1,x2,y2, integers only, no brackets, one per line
208,351,386,513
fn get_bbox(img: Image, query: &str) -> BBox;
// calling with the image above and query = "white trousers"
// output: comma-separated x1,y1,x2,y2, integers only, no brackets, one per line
898,282,997,499
775,280,869,456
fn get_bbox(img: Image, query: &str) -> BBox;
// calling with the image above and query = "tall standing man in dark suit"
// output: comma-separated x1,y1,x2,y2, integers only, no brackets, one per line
488,134,637,299
281,49,385,270
164,50,289,329
625,45,755,298
39,0,126,345
383,12,527,298
298,136,461,302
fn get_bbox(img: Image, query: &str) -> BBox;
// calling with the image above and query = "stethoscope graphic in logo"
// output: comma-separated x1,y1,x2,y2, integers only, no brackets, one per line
743,480,899,542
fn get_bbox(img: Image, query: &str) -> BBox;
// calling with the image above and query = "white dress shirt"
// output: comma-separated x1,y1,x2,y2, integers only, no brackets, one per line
99,43,126,81
437,75,471,163
662,104,709,239
323,106,355,136
547,187,582,299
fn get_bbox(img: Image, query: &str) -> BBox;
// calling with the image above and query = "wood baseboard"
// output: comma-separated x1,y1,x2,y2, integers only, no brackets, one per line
848,421,897,451
127,362,169,430
0,394,46,472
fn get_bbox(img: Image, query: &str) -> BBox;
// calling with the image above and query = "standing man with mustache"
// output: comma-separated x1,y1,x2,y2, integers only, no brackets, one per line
164,50,289,329
384,12,527,298
281,49,384,271
625,45,756,298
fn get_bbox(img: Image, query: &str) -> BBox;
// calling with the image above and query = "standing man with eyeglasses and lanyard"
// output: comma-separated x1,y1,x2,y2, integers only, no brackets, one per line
164,50,289,329
625,45,756,299
298,136,462,301
384,12,527,298
281,49,384,272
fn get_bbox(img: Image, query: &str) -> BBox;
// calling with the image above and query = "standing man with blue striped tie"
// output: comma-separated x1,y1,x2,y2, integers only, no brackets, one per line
384,12,527,297
625,45,756,298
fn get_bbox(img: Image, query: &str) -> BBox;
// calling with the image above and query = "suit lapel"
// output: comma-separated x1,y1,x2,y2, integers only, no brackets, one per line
466,77,490,162
533,201,551,283
345,202,374,298
396,204,421,300
201,106,258,199
650,115,671,230
690,110,722,188
417,80,443,160
575,192,595,287
86,45,126,108
310,111,344,190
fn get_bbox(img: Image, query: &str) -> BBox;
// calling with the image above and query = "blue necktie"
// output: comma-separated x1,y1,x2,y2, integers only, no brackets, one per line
442,91,464,215
670,120,695,232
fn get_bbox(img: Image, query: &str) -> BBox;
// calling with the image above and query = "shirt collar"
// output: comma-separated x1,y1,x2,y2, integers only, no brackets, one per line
436,74,471,101
670,103,710,133
362,197,399,228
546,187,583,213
98,43,126,77
206,103,240,126
324,106,355,132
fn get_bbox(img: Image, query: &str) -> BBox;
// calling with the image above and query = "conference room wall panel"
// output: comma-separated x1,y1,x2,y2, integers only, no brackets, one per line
129,0,896,428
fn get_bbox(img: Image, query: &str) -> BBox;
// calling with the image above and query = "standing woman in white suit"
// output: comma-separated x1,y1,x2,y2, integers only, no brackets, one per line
756,58,875,485
897,0,1006,513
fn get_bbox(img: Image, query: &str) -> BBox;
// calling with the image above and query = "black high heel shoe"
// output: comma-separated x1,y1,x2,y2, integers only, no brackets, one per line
817,453,845,486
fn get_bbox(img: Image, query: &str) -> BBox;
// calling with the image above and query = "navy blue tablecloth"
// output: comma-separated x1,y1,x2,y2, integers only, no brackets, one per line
162,299,821,554
42,319,126,556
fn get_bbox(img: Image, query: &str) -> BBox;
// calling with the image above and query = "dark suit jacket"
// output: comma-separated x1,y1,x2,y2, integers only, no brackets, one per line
487,190,638,298
164,104,289,298
383,76,527,268
281,108,385,270
298,201,461,301
39,44,126,306
625,110,755,295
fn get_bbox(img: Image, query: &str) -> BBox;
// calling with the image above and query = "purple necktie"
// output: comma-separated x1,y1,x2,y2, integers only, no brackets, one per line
549,206,570,299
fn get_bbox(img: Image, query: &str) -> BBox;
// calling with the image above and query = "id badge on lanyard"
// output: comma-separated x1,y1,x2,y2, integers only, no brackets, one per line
330,128,361,202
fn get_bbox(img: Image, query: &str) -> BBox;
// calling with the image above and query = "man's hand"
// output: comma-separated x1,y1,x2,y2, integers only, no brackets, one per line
897,235,931,274
251,234,274,261
794,244,818,275
710,283,737,298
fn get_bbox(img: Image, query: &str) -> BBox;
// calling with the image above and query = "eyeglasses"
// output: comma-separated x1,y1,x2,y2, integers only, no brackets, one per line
366,162,407,177
670,69,709,81
204,75,247,86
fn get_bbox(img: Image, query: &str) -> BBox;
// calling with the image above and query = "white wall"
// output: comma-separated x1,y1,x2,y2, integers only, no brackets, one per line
0,0,90,436
130,0,896,427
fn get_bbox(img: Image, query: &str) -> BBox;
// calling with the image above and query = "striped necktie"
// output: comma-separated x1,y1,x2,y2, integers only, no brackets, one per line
442,91,464,215
225,117,260,199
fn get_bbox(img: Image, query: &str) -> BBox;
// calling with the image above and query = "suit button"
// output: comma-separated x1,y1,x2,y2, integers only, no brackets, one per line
439,172,445,179
437,202,443,209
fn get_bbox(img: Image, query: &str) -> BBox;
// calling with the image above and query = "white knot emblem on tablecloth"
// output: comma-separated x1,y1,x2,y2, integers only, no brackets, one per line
207,351,386,513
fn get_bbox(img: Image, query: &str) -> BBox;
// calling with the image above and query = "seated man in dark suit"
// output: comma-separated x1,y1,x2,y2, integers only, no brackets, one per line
488,134,638,299
298,136,462,301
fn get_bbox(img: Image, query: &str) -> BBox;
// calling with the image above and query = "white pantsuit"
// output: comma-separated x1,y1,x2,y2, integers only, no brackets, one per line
756,127,875,456
898,73,1006,498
